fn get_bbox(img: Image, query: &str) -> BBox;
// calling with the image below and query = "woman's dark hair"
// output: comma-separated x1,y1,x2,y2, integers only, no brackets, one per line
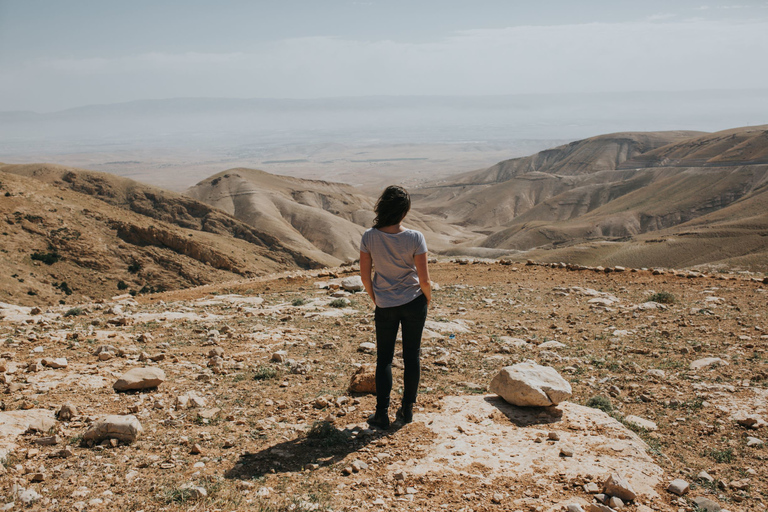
373,185,411,229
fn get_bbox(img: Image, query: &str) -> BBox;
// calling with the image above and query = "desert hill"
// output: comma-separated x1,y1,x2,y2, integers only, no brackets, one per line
185,168,475,262
416,126,768,270
0,164,342,306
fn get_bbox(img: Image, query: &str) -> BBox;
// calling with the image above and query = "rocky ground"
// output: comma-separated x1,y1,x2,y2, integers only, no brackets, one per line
1,261,768,511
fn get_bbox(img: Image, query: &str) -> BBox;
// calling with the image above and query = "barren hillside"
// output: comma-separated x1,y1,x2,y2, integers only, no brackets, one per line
415,126,768,270
0,166,338,306
185,168,475,262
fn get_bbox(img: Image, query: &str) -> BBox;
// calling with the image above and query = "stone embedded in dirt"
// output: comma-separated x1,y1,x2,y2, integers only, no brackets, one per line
349,364,376,394
42,357,68,369
489,362,572,407
358,342,376,354
690,357,728,370
208,347,225,358
607,496,624,508
698,470,714,483
56,403,78,421
271,350,288,362
176,392,207,410
603,473,637,502
93,345,118,357
734,413,766,429
113,367,166,391
341,276,364,292
567,505,586,512
587,504,614,512
584,482,600,494
692,497,721,512
83,414,143,444
179,483,207,500
623,415,658,431
559,444,575,457
746,436,764,447
667,478,690,496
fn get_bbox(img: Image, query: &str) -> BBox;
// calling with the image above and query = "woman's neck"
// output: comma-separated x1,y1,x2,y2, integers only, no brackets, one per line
377,223,405,234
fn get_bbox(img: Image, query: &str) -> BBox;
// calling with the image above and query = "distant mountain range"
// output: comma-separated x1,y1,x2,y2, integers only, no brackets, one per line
2,124,766,305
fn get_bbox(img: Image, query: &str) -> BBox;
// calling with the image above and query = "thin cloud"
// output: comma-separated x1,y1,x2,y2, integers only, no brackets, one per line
5,18,768,111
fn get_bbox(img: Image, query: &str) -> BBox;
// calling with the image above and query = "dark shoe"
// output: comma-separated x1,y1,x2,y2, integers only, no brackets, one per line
395,404,413,424
367,412,390,430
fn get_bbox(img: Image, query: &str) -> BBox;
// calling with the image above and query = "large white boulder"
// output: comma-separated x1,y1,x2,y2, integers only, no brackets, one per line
490,362,572,407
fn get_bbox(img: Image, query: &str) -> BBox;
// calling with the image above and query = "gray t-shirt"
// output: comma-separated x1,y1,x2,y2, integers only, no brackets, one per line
360,228,428,308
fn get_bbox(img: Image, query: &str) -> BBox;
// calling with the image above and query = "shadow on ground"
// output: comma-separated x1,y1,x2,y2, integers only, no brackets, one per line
484,395,564,426
224,421,401,480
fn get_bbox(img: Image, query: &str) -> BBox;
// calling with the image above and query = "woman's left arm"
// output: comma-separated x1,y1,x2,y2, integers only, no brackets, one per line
414,252,431,307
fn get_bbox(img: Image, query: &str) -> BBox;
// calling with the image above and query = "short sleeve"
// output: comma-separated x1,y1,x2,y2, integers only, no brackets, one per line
414,231,428,255
360,230,370,254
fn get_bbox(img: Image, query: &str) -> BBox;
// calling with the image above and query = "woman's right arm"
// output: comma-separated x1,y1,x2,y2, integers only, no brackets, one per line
360,251,376,306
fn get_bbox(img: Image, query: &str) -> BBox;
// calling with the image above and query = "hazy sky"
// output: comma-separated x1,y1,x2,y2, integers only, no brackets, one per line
2,0,768,112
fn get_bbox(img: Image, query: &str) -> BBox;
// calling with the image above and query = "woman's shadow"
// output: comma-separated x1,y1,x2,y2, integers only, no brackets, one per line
224,420,400,481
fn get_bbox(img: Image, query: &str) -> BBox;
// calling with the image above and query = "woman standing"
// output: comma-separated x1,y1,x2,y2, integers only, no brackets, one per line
359,185,431,429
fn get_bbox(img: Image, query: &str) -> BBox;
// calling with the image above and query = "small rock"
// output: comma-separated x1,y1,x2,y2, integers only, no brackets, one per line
691,497,721,512
271,351,288,363
690,357,728,370
83,415,142,444
56,403,78,421
358,342,376,353
623,415,658,431
747,436,764,447
584,482,600,494
547,431,560,441
587,505,615,512
667,478,689,496
190,443,203,455
698,470,714,483
341,276,364,292
607,496,624,509
603,473,637,502
351,459,368,472
41,357,67,369
113,367,166,391
559,444,575,457
567,505,586,512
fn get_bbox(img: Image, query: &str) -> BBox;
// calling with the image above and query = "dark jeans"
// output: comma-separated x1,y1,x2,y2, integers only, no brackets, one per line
374,293,428,413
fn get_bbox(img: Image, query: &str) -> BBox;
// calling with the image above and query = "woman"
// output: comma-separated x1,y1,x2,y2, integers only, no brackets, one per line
359,185,431,429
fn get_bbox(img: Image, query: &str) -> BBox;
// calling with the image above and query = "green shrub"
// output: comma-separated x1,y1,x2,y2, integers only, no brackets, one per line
253,365,279,381
127,261,141,273
117,280,129,290
586,395,613,413
292,298,307,306
329,298,349,308
704,447,733,463
648,291,676,304
31,251,61,265
63,307,82,317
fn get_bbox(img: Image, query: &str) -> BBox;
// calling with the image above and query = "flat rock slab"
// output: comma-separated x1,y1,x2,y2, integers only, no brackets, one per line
83,415,143,444
398,395,663,504
114,367,166,391
0,409,56,460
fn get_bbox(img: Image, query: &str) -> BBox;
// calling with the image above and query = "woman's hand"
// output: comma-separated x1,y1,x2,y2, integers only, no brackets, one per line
359,251,376,307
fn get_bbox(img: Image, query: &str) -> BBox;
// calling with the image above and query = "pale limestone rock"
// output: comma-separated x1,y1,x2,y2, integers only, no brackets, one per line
690,357,728,370
603,473,637,501
341,276,364,292
667,478,689,496
358,342,376,354
624,415,658,431
489,362,572,407
692,496,721,512
113,367,166,391
42,357,67,369
83,415,142,444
